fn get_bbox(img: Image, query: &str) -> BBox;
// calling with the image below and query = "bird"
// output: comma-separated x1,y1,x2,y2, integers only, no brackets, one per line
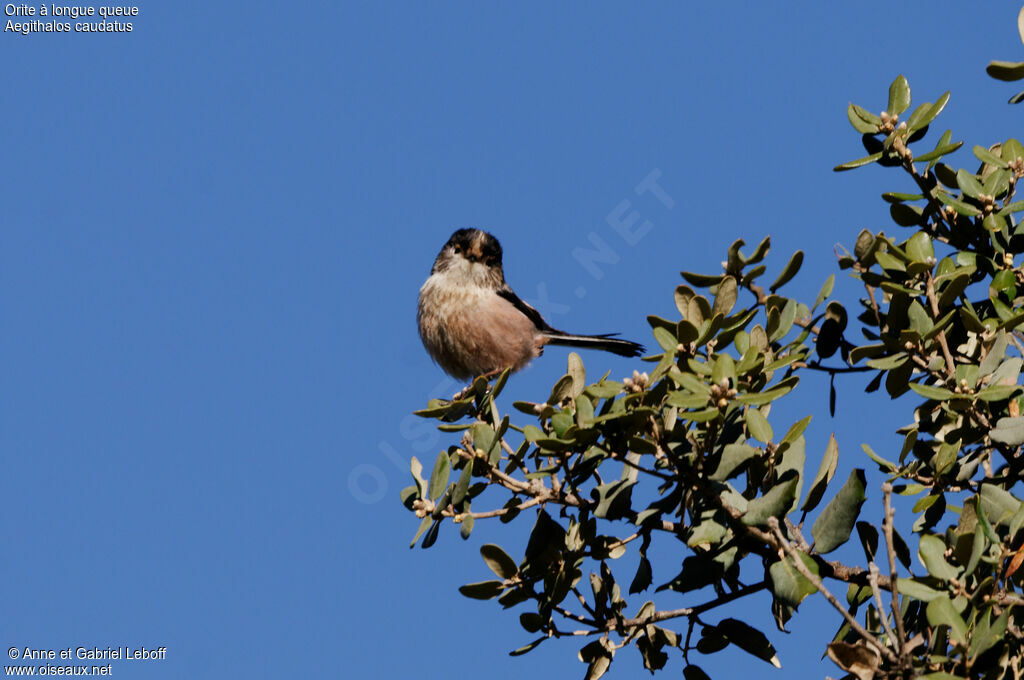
417,228,645,381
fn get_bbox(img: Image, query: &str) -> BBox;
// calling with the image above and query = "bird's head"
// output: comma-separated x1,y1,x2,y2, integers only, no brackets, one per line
431,228,505,286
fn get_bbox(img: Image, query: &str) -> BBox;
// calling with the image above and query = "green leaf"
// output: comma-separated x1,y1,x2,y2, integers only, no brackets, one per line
399,485,419,510
914,493,942,514
458,580,506,600
847,344,887,366
711,443,760,482
677,319,700,344
891,203,924,227
1004,138,1024,163
999,200,1024,216
977,384,1021,402
452,457,473,506
918,534,959,580
926,595,968,646
956,169,983,199
745,408,773,443
683,666,712,680
519,612,545,633
666,391,711,409
887,74,911,115
629,556,652,594
680,271,724,288
909,91,949,132
970,607,1010,658
460,513,474,539
674,285,696,317
428,450,451,500
811,469,866,553
471,422,501,464
509,637,545,657
987,60,1024,82
865,353,908,371
409,516,433,548
813,274,834,310
979,332,1009,377
935,188,980,215
781,415,812,446
907,300,932,335
873,250,906,272
770,251,804,292
914,141,963,164
847,103,881,133
905,231,934,262
882,192,924,203
410,456,427,498
768,552,819,607
687,518,727,548
980,484,1023,526
593,478,637,520
801,434,839,513
420,518,441,548
695,626,729,654
745,236,772,265
480,544,519,579
653,326,677,353
909,383,955,401
974,144,1008,168
713,276,738,317
717,618,781,668
685,407,721,423
547,374,575,405
897,578,942,602
567,353,586,397
662,554,726,594
905,101,935,133
834,152,884,171
743,474,799,527
991,416,1024,445
735,377,800,406
711,354,736,385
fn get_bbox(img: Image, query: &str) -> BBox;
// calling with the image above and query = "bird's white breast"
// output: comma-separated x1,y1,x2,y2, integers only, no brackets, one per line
417,270,540,380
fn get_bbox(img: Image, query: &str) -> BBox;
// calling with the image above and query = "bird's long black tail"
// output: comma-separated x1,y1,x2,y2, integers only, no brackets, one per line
542,331,645,358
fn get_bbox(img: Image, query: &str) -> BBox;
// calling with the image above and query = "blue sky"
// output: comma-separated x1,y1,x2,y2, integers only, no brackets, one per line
4,2,1024,678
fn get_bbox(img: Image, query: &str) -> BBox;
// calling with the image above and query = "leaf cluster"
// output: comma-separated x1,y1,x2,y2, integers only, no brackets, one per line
402,71,1024,680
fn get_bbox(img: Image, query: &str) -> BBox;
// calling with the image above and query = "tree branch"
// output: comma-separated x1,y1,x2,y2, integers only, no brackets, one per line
768,518,898,665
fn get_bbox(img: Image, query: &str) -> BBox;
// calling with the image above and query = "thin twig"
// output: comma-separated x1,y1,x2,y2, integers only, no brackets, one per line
925,271,957,378
604,445,674,481
865,282,883,329
601,581,768,632
868,564,899,651
499,437,530,475
571,586,598,618
553,604,595,626
881,483,908,655
463,497,542,520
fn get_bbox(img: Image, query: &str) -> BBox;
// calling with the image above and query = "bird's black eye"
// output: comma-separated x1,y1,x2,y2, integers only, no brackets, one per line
452,244,462,254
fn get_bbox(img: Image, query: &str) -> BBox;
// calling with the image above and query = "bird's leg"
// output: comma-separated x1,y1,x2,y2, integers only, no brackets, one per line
480,368,504,381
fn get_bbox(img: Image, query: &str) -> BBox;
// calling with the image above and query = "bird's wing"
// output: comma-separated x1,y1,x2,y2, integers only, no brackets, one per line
496,287,556,333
